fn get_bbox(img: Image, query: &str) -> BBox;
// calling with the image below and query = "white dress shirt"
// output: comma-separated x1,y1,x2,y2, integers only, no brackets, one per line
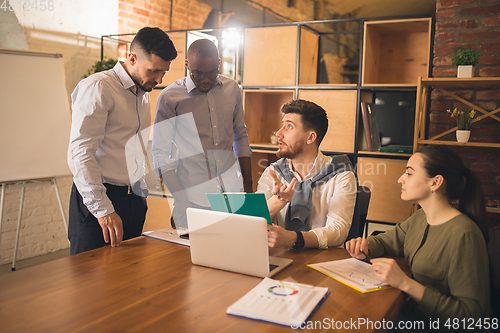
152,74,251,207
257,152,357,249
69,62,150,218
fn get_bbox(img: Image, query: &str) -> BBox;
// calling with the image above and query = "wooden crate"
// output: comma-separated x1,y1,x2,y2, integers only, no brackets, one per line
243,89,295,146
243,26,318,86
298,89,357,153
362,18,432,86
357,157,414,223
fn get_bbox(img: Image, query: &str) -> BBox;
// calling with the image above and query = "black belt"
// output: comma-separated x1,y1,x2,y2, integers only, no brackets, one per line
104,182,148,197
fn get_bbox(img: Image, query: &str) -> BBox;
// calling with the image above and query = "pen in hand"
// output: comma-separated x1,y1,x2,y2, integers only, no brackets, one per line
360,250,372,261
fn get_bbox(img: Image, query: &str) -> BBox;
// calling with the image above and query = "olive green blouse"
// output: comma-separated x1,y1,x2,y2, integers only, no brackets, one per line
367,209,490,321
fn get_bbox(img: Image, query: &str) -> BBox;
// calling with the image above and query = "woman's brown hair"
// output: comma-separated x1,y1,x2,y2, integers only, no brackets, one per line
415,145,489,242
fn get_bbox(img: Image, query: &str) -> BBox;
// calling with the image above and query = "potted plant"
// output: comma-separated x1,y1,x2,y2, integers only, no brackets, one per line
447,108,477,142
82,57,117,78
452,46,480,78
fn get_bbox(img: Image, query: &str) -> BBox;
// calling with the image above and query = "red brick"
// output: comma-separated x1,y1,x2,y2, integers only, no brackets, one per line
479,66,500,77
432,67,458,77
471,125,498,136
480,42,500,52
480,54,500,64
471,162,500,173
483,17,500,27
430,113,457,123
436,9,456,19
434,55,453,66
454,148,494,160
459,31,500,40
437,20,478,30
429,124,450,134
477,89,500,100
476,102,498,112
460,4,500,15
483,185,500,196
430,101,454,111
434,43,473,54
477,174,494,183
437,21,459,30
497,176,500,185
133,7,150,16
439,0,479,8
436,32,456,42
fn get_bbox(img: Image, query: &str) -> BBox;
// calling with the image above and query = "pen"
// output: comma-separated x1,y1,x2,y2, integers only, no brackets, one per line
360,250,372,261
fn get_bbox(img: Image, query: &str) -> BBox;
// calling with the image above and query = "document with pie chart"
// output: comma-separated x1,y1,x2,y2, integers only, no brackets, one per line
226,277,329,326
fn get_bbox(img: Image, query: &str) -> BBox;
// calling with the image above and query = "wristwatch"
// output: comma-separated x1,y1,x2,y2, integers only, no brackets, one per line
292,231,305,250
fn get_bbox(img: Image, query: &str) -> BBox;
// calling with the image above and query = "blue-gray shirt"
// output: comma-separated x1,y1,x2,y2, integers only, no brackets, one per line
152,75,251,206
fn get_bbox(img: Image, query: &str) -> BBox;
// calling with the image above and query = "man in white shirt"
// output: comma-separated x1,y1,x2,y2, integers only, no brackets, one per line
257,99,357,250
68,27,177,254
152,39,252,228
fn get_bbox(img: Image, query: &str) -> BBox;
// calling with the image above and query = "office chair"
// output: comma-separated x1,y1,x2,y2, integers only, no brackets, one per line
344,185,371,243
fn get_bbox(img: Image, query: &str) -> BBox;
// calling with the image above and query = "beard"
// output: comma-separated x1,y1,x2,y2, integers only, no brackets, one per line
276,141,304,159
130,71,156,92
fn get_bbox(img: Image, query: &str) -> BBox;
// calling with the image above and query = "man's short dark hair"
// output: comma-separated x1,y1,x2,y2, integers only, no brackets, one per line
281,99,328,147
187,39,219,59
130,27,177,62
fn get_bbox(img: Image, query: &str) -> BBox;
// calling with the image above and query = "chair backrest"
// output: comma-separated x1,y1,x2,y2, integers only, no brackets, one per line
344,185,371,243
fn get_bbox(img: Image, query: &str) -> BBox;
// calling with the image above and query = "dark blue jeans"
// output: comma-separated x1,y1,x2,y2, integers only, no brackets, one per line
68,183,147,255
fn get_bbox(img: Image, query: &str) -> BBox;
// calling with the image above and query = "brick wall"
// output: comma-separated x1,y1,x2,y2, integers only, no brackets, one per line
0,177,72,265
432,0,500,224
117,0,211,59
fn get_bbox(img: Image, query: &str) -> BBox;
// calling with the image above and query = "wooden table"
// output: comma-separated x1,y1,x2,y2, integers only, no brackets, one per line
0,237,409,332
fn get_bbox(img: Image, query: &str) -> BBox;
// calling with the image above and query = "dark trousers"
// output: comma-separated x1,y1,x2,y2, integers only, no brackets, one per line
68,183,148,255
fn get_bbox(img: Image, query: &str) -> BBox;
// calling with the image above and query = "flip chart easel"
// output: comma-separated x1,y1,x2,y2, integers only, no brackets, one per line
0,49,72,270
0,178,68,271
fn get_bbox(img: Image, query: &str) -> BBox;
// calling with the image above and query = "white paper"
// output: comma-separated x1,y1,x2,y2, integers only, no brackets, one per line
142,227,190,246
226,277,328,326
309,258,389,292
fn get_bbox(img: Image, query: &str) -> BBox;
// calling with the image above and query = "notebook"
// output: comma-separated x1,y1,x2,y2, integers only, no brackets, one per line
206,192,272,225
186,208,292,278
308,258,390,293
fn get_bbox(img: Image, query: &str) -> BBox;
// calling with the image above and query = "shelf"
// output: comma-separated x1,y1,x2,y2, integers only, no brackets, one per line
298,89,357,153
418,140,500,148
243,90,294,146
414,76,500,149
420,77,500,86
357,151,412,157
362,18,432,86
487,207,500,214
243,26,318,86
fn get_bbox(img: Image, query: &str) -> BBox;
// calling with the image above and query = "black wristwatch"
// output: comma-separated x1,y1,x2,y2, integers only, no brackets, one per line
292,231,305,250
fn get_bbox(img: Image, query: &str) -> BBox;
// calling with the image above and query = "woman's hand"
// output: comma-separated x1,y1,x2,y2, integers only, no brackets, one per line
371,258,424,302
345,237,369,260
371,258,408,290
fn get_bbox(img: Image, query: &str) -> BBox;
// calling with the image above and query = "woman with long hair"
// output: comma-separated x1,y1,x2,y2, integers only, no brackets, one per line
346,145,490,326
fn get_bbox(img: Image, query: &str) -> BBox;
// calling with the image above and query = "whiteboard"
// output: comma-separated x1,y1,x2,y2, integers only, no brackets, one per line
0,49,71,182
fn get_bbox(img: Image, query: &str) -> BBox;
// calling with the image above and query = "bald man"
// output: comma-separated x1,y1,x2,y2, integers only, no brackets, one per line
152,39,252,228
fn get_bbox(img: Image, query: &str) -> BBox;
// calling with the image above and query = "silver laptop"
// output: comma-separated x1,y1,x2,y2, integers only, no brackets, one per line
186,208,293,278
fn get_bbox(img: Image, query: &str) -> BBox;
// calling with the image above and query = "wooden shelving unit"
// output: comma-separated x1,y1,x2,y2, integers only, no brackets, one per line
414,77,500,150
414,77,500,215
242,17,433,224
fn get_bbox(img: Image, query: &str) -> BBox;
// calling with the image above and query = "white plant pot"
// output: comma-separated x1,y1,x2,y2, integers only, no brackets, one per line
456,130,471,143
457,65,474,78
